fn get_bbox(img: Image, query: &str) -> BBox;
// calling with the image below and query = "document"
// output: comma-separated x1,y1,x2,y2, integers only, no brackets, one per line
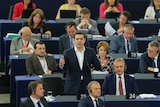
139,94,157,99
104,22,116,36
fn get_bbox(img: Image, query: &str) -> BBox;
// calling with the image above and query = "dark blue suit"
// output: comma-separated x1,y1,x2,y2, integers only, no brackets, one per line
63,47,101,95
78,96,105,107
109,35,138,53
59,34,90,54
19,97,49,107
102,73,139,96
139,52,160,73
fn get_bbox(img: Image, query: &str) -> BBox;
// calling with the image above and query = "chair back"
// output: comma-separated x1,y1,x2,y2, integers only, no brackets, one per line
8,5,14,19
42,76,64,96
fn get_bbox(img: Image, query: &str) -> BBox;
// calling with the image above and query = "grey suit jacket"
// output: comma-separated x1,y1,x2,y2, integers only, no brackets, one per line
26,54,57,75
74,18,99,35
109,35,138,53
139,52,160,73
59,34,90,54
10,37,39,55
19,97,49,107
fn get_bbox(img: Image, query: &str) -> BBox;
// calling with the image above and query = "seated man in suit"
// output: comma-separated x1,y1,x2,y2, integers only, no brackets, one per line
78,81,105,107
74,7,99,35
109,24,138,54
26,41,57,75
10,26,39,55
102,58,139,95
59,32,101,95
19,80,49,107
139,41,160,73
59,21,90,54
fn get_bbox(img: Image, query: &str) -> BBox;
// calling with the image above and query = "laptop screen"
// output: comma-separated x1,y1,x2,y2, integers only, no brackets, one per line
22,9,34,18
60,10,76,18
106,12,120,18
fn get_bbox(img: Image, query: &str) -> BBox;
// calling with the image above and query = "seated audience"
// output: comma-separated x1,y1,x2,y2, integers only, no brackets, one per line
12,0,36,20
19,80,49,107
55,0,81,19
96,41,113,74
23,8,52,36
144,0,160,19
10,26,39,55
59,21,90,54
99,0,123,19
105,11,131,36
109,24,138,54
102,58,139,95
78,81,105,107
74,7,100,35
59,32,101,95
26,41,57,75
139,41,160,73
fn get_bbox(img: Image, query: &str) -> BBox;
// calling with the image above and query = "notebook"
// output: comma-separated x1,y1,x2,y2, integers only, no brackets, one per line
60,10,76,18
22,9,34,18
106,12,120,18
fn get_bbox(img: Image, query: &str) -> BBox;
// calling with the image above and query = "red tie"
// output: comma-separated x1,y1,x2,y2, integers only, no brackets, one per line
119,76,123,95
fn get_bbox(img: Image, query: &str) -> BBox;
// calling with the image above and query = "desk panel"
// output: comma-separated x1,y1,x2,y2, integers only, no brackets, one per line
16,75,160,107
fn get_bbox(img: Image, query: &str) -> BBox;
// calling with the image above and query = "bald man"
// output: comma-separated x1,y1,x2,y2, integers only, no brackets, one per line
10,26,39,55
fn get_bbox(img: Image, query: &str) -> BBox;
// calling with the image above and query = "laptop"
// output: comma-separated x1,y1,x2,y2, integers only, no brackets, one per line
106,12,120,19
60,10,76,18
22,9,34,18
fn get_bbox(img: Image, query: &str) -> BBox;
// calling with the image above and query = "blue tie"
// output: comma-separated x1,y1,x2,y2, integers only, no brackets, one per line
152,58,156,68
37,101,41,107
95,99,99,107
70,38,74,48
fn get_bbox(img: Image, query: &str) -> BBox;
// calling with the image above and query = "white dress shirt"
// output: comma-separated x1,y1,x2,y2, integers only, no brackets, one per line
116,73,126,95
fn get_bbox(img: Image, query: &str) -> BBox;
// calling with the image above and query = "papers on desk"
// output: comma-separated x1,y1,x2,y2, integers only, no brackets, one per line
91,70,106,74
104,22,116,36
139,94,157,99
6,33,20,39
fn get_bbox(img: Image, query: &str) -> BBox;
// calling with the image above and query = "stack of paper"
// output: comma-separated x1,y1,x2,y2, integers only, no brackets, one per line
139,94,157,99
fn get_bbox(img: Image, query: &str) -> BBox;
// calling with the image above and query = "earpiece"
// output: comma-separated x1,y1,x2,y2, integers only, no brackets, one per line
90,90,92,93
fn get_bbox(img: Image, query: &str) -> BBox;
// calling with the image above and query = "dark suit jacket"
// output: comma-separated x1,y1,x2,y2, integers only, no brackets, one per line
63,47,101,94
78,96,105,107
26,54,57,75
139,52,160,73
59,34,90,54
74,18,100,35
102,73,139,96
109,35,138,53
19,97,49,107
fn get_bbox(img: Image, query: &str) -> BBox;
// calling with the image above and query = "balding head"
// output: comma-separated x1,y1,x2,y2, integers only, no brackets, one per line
19,26,32,41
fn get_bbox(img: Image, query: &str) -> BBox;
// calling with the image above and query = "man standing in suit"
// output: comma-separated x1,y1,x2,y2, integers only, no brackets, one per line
74,7,99,35
78,81,105,107
139,41,160,73
19,80,49,107
26,42,57,75
59,32,101,95
59,21,90,54
10,26,39,55
109,24,138,54
102,58,139,95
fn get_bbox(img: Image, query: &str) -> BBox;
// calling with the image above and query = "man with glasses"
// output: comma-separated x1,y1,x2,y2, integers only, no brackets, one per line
109,24,138,54
139,41,160,73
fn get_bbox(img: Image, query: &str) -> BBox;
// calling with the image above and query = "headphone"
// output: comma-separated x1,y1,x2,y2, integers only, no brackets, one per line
89,90,92,93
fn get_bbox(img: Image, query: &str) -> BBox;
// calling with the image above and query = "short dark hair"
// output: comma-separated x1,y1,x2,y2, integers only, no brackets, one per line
34,41,45,49
65,21,76,29
74,31,86,38
121,11,131,21
28,80,43,95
